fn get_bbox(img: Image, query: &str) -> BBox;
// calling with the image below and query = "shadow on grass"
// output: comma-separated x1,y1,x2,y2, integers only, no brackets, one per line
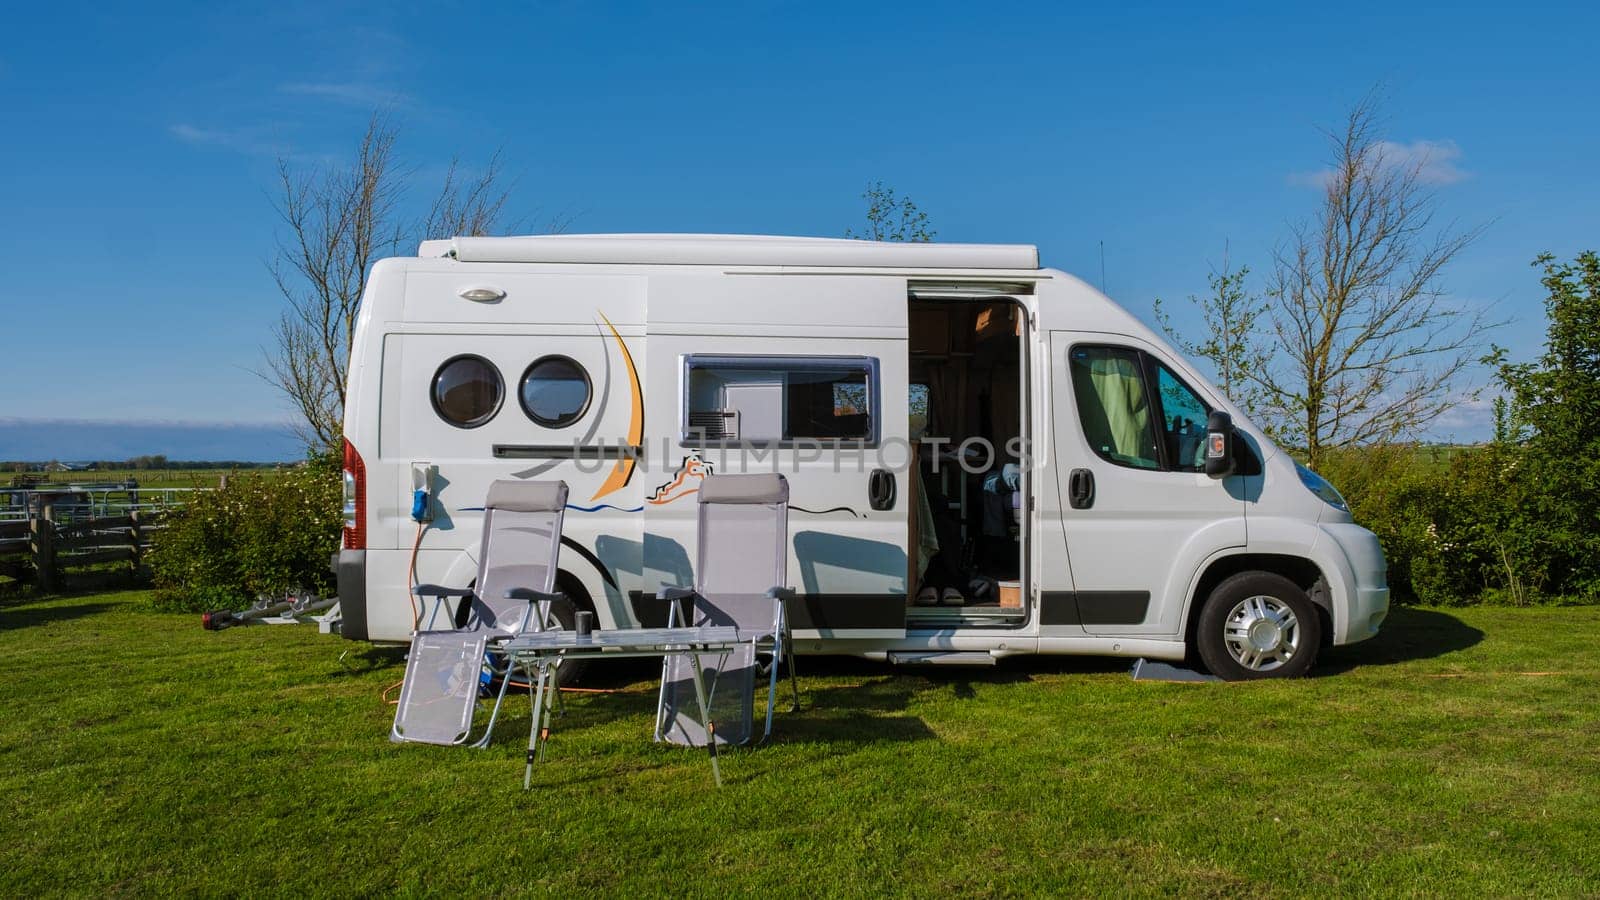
330,644,408,676
485,664,942,749
1318,605,1484,674
523,757,677,790
777,675,939,744
0,600,120,630
520,653,1113,745
0,569,147,603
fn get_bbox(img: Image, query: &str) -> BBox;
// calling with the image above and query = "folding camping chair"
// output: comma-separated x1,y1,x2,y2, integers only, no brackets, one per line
656,473,800,747
391,480,571,748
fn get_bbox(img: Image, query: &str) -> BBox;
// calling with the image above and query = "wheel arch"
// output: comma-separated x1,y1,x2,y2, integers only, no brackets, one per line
554,568,597,617
1181,553,1332,653
438,552,601,627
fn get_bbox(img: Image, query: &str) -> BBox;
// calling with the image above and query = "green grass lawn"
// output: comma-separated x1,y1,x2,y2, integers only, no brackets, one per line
2,592,1596,896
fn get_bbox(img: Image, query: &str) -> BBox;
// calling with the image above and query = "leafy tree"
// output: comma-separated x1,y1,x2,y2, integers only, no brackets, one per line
1155,257,1271,416
846,181,934,242
1489,251,1600,598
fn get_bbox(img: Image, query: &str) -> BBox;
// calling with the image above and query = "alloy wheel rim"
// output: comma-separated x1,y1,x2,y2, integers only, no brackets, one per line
1223,594,1300,671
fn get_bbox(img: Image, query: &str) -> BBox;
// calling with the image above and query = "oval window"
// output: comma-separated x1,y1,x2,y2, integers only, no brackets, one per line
520,356,592,428
431,355,503,429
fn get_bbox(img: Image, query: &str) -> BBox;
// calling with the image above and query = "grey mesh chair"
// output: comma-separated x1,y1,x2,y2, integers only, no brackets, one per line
656,473,799,747
391,480,571,748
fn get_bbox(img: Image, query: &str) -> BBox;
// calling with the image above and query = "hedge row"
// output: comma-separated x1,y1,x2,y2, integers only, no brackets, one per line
146,464,341,612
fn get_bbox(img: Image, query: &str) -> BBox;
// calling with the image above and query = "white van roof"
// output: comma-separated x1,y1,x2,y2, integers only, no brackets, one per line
417,233,1039,270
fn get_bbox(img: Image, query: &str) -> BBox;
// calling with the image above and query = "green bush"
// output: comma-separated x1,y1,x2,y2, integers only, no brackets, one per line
146,464,342,612
1323,442,1593,606
1316,445,1440,603
1317,252,1600,607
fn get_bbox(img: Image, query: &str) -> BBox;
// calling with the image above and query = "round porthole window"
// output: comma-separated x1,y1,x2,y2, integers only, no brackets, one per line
431,355,503,429
520,355,592,428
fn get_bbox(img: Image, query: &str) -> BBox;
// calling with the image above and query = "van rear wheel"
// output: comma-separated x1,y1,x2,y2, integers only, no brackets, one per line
1196,572,1321,680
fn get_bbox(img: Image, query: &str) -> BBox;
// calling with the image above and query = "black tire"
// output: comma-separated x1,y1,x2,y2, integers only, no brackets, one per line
1195,571,1322,681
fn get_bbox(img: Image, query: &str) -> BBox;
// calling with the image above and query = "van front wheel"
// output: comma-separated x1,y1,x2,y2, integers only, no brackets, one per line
1196,572,1321,680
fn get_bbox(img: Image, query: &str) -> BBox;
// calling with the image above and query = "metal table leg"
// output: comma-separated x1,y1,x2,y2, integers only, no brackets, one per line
787,640,801,712
685,650,722,787
538,657,561,763
523,659,550,790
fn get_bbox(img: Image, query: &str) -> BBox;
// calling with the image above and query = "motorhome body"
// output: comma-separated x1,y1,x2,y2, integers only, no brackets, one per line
337,234,1389,680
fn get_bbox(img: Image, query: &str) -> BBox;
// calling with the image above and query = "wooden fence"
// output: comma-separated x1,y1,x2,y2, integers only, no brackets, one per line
0,491,180,590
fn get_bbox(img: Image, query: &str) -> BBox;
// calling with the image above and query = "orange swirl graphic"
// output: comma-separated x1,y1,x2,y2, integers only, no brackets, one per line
591,311,642,501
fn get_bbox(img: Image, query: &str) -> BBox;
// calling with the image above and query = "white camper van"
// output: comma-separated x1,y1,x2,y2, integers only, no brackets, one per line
336,234,1388,680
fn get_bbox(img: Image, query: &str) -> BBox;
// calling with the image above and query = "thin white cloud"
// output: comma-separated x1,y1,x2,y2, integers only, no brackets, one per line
1423,393,1497,444
280,81,410,108
169,123,227,145
168,123,287,156
1378,139,1469,186
1289,138,1470,189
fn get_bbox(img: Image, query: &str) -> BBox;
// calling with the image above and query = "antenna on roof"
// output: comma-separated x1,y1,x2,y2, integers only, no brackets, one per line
1099,241,1108,295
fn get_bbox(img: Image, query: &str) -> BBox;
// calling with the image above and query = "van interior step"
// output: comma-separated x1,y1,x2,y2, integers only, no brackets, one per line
886,651,997,667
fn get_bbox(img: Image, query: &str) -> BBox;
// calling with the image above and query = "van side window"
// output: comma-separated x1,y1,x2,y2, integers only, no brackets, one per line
431,355,504,429
520,355,592,428
1154,363,1211,472
1068,346,1161,469
683,356,877,444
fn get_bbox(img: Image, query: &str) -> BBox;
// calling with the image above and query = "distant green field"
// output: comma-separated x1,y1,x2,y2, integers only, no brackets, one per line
1399,443,1475,472
5,467,289,491
1299,443,1477,471
1,591,1595,895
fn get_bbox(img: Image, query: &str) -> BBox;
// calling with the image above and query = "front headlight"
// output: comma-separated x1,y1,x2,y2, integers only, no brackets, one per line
1296,463,1348,511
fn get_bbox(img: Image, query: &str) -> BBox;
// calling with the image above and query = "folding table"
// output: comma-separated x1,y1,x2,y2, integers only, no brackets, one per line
501,626,742,788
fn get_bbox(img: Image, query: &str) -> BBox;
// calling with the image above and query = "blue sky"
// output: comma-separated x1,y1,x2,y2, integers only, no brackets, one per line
2,1,1597,458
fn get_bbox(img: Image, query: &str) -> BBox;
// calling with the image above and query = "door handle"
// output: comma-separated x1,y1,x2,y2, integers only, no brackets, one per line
868,469,897,511
1068,468,1095,509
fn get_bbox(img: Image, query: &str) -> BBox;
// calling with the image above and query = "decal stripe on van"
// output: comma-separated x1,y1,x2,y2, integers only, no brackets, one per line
590,312,643,501
1040,591,1151,626
786,595,905,630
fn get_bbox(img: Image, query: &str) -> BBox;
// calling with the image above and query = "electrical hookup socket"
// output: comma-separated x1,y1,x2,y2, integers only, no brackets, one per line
410,462,437,523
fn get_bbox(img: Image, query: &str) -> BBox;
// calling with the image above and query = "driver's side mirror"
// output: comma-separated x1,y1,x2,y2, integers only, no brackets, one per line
1204,410,1236,479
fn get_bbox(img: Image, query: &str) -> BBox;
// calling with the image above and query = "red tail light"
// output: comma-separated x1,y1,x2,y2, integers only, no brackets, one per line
342,438,366,550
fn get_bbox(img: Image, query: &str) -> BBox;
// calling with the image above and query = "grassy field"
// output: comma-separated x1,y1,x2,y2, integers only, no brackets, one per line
1,592,1596,896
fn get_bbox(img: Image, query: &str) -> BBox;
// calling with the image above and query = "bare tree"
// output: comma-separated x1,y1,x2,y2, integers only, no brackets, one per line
266,114,513,453
420,151,511,240
1260,95,1493,466
846,181,935,242
1166,95,1492,467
